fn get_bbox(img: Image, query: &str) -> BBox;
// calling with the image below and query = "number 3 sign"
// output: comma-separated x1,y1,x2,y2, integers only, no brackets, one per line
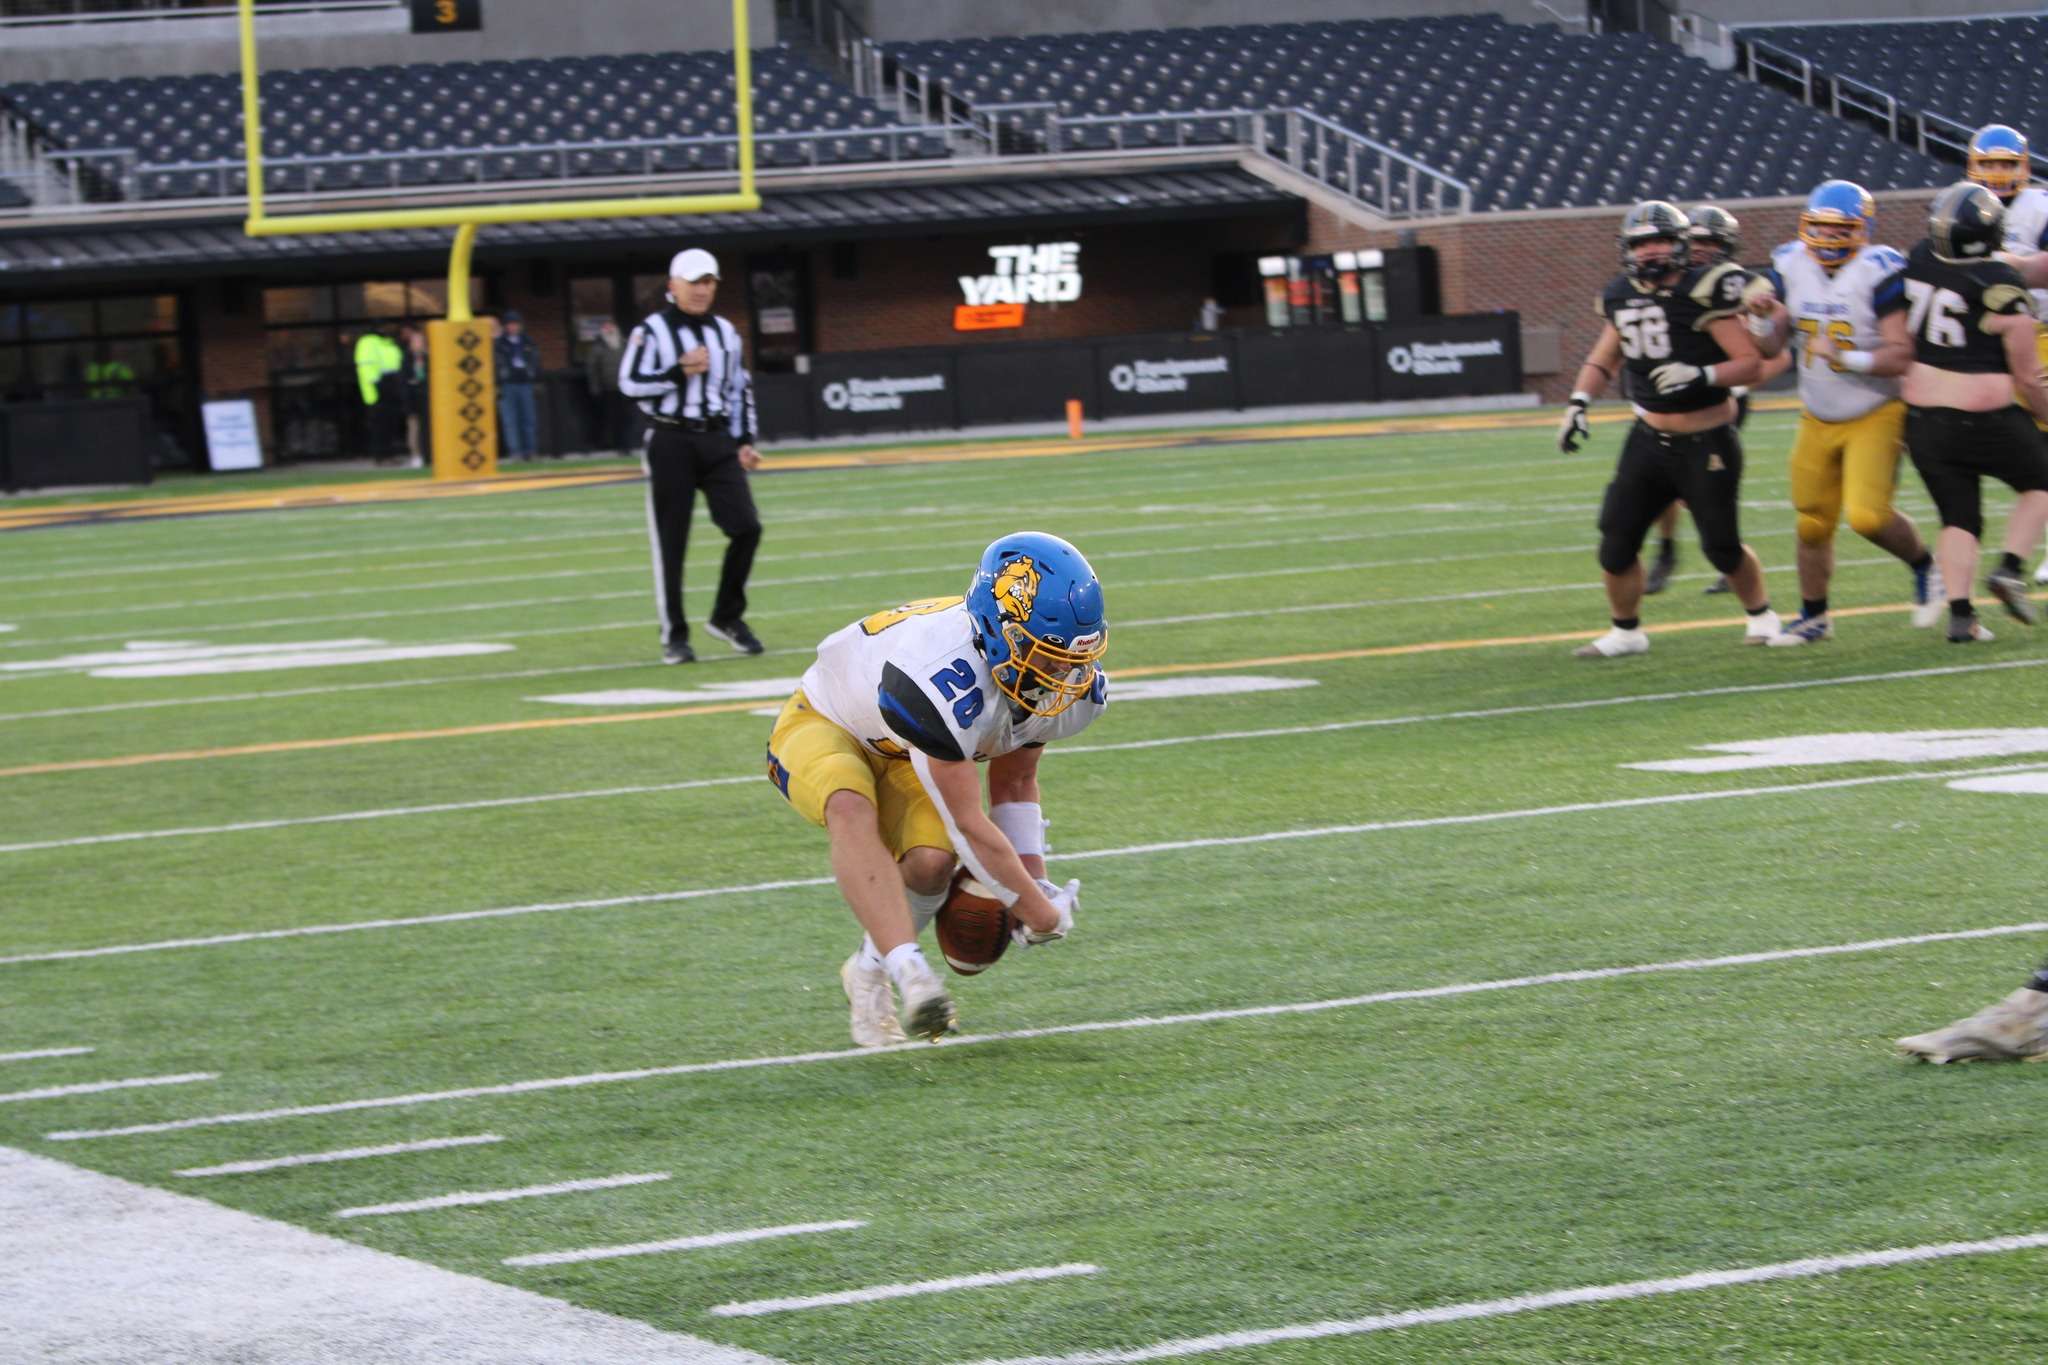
411,0,481,32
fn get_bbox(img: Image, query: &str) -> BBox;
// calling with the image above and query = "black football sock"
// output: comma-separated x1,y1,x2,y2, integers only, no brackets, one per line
1910,551,1933,573
1614,616,1640,631
1802,598,1828,619
2000,551,2025,576
1746,603,1772,617
1656,537,1676,561
1951,599,1976,620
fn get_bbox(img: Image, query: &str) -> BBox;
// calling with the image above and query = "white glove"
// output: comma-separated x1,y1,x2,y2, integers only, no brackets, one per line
1556,396,1590,453
1648,361,1711,395
1012,878,1078,947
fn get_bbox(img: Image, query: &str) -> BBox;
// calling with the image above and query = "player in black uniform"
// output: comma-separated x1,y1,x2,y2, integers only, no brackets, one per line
1557,200,1779,657
1881,181,2048,642
1643,204,1795,596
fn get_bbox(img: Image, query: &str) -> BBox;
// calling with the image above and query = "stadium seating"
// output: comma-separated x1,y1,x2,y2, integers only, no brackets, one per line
1736,17,2048,155
0,47,948,202
883,15,1950,211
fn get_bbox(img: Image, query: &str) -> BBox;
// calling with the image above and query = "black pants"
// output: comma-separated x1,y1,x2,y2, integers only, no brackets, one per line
1906,404,2048,539
643,426,762,645
1598,420,1746,575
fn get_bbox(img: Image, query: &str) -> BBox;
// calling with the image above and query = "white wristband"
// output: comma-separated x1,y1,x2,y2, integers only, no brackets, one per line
1745,313,1774,337
1702,364,1718,388
1568,391,1591,407
1839,350,1876,374
990,801,1045,858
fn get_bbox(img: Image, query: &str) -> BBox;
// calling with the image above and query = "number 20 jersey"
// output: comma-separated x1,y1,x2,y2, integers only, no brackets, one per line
1596,261,1753,414
799,596,1108,764
1765,241,1906,422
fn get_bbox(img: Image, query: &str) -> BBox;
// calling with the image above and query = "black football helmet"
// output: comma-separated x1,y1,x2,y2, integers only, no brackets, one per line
1928,180,2006,261
1686,205,1740,263
1619,200,1692,280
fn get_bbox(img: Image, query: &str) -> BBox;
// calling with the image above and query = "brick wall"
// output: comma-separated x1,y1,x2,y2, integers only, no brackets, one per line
1305,188,1947,403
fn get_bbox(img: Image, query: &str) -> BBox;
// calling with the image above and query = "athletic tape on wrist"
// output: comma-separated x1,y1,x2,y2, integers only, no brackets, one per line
990,801,1045,858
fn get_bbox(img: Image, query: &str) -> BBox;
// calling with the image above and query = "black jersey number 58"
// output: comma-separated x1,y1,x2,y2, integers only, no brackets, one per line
1614,303,1672,360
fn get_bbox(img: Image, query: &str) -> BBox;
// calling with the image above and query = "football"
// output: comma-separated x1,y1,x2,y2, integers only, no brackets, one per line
933,870,1016,975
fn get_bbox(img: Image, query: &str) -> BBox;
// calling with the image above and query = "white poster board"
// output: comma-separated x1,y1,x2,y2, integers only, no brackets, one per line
201,399,264,472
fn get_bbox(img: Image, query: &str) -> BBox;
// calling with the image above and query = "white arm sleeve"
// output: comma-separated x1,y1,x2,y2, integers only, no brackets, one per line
909,748,1021,907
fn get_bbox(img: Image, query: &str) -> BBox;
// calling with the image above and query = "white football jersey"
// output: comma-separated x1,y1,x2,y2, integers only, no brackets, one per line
1769,240,1907,423
800,596,1107,764
2000,186,2048,315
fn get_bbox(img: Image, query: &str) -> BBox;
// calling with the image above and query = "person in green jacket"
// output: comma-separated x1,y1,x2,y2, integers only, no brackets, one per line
354,328,405,457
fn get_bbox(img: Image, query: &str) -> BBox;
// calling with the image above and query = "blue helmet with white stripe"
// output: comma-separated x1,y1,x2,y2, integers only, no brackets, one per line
1968,123,2030,201
965,532,1107,718
1799,180,1875,268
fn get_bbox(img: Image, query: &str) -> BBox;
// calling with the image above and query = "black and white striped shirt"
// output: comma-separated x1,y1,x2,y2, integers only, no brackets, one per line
618,306,758,443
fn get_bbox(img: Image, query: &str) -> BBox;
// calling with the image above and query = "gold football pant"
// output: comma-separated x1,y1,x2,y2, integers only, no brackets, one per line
1789,400,1907,545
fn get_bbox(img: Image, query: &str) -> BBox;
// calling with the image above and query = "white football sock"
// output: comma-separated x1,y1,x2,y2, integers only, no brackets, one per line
906,887,947,935
856,936,884,970
882,942,932,989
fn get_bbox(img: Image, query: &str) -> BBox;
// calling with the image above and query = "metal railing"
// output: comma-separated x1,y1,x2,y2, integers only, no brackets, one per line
1738,33,2048,177
778,0,874,98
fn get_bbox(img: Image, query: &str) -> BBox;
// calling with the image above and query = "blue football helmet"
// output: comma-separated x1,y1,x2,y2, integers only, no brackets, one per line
1967,124,2030,201
1798,180,1875,268
965,532,1107,718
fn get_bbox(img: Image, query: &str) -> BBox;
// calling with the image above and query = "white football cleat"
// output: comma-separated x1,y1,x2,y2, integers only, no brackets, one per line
895,961,958,1043
1898,988,2048,1063
1912,561,1945,628
841,954,908,1048
1767,613,1832,647
2036,560,2048,586
1742,608,1782,645
1572,626,1649,659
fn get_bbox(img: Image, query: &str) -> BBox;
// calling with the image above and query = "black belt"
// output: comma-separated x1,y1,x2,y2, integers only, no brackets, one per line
646,414,727,433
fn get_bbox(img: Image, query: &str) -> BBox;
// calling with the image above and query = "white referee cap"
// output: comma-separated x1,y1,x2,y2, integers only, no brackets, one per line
669,248,720,281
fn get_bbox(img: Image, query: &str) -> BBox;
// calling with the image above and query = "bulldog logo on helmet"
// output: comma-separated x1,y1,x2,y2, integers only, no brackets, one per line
992,557,1040,622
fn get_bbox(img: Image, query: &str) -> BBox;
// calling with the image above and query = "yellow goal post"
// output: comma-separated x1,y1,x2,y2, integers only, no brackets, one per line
235,0,761,477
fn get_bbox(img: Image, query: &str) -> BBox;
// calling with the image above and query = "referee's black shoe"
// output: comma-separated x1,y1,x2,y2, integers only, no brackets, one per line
705,619,765,655
662,640,697,665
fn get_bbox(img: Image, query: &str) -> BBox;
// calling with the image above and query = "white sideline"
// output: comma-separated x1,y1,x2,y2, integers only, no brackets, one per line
0,1145,786,1365
174,1133,503,1177
12,760,2048,972
0,1045,93,1063
503,1219,866,1267
334,1171,672,1219
7,656,2042,858
44,917,2048,1143
0,1071,215,1104
953,1233,2048,1365
710,1263,1102,1318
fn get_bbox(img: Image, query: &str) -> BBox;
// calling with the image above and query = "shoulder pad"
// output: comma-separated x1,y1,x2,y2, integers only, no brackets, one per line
1983,281,2033,318
1689,261,1746,308
878,662,967,763
1866,245,1906,273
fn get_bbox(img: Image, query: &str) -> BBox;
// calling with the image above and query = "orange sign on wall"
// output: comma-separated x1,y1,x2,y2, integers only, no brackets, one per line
954,303,1027,331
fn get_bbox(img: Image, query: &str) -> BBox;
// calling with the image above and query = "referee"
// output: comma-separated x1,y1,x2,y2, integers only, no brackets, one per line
619,247,765,665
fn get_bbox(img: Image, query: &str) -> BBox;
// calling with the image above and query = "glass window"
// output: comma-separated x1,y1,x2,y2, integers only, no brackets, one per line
97,295,178,335
338,281,410,320
264,286,334,325
0,347,25,395
106,338,175,382
0,304,20,343
266,328,340,372
23,300,93,340
29,342,93,395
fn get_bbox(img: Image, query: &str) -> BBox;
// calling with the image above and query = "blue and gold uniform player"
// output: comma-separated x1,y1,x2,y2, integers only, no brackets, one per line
765,532,1105,1046
1745,180,1942,643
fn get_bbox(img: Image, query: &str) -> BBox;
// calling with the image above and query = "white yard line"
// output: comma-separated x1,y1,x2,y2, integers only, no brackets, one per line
334,1171,672,1219
13,762,2048,973
0,1145,786,1365
43,917,2048,1143
0,877,839,967
175,1133,503,1177
710,1264,1101,1318
0,1072,215,1104
953,1233,2048,1365
0,1045,94,1063
503,1219,866,1267
0,776,757,855
9,655,2035,858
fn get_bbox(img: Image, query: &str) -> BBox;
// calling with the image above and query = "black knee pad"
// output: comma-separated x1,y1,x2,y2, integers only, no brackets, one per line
1597,533,1640,576
1701,538,1745,575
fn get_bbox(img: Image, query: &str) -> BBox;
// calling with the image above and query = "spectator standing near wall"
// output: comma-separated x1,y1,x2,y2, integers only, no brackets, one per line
353,326,404,460
494,310,541,460
399,324,428,470
585,319,634,456
618,247,764,666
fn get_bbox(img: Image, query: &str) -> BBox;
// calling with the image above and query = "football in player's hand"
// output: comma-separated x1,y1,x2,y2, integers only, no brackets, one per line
934,870,1016,976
